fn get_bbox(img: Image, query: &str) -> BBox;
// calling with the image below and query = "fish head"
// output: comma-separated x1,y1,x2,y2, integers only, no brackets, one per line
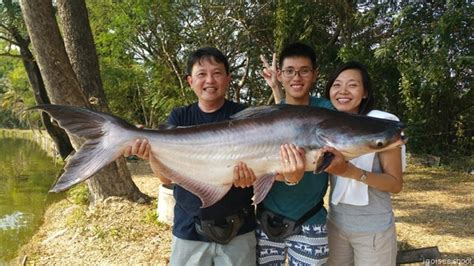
317,114,407,159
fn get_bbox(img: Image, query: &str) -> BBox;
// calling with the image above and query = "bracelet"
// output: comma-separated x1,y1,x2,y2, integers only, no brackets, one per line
284,176,299,186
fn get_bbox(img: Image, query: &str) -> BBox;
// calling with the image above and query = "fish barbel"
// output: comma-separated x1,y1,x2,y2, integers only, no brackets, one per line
32,104,406,207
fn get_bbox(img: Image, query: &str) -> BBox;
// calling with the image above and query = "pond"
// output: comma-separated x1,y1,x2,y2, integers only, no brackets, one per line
0,138,63,262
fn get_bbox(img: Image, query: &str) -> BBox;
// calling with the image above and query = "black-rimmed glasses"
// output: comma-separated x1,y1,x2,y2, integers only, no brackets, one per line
281,68,314,78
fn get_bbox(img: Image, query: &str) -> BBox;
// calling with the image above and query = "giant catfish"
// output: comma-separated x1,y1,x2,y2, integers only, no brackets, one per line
32,104,406,207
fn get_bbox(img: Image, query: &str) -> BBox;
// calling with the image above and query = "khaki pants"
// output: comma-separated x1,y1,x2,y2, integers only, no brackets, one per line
327,220,397,266
169,232,256,266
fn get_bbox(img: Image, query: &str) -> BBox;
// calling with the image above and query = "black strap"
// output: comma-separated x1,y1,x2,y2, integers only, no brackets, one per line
194,205,253,244
256,200,325,241
195,213,244,244
294,200,324,227
257,200,324,226
195,205,253,225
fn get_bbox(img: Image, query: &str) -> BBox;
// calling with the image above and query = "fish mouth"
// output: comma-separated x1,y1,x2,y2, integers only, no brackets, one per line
400,131,408,144
386,130,407,149
396,121,407,144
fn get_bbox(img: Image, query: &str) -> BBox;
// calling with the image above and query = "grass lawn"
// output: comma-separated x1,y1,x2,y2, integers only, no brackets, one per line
393,162,473,261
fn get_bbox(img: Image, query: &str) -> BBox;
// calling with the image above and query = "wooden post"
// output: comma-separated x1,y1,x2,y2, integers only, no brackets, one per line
396,246,441,265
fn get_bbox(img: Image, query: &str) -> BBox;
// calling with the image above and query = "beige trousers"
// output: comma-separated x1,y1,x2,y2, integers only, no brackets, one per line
327,220,397,266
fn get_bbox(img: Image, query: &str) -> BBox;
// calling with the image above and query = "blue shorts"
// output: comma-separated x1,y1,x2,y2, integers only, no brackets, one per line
256,222,328,265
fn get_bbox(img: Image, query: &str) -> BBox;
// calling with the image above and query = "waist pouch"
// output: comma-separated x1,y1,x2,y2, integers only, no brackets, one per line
257,200,324,242
195,206,251,244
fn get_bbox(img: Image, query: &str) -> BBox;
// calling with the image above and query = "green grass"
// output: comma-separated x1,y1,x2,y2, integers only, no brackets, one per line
141,200,171,229
67,184,89,205
65,205,88,229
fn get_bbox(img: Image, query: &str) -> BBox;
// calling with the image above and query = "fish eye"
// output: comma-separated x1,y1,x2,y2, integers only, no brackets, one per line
376,140,385,148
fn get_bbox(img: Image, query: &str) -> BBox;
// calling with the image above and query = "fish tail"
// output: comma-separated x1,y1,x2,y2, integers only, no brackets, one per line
29,104,138,192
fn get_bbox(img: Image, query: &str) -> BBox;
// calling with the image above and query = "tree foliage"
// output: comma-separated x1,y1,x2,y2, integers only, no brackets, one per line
0,1,28,127
375,1,473,155
1,0,472,157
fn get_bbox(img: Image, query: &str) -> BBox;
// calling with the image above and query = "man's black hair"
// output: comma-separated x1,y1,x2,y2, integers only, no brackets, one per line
279,42,318,69
324,61,375,114
186,47,230,76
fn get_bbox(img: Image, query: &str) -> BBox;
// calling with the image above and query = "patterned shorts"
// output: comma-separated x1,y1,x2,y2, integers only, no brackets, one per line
256,222,329,266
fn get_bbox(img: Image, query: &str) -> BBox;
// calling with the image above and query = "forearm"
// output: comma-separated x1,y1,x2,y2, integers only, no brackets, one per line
343,163,403,193
158,176,172,185
150,163,172,185
272,85,283,104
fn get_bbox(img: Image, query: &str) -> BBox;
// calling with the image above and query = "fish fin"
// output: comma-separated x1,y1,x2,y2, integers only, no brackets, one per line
29,104,137,138
195,184,232,208
157,123,177,130
50,139,122,192
230,105,287,120
30,105,137,192
253,174,276,205
313,151,335,174
152,159,232,208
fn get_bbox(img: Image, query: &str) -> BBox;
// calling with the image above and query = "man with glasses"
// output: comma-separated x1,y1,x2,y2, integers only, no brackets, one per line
256,42,333,265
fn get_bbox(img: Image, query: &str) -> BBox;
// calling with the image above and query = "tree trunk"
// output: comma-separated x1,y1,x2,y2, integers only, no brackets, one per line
3,0,73,159
14,35,73,159
56,0,108,110
56,0,148,202
19,0,149,203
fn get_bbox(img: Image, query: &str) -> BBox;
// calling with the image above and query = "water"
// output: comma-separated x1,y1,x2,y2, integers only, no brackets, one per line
0,138,63,262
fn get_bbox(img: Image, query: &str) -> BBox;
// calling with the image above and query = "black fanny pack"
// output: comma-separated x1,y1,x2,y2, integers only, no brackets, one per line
195,206,251,245
257,200,324,241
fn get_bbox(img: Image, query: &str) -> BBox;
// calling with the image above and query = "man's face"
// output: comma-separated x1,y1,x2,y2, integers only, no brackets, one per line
277,56,318,101
187,58,230,104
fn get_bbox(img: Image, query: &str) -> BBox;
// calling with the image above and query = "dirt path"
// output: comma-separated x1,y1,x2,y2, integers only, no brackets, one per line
14,160,473,264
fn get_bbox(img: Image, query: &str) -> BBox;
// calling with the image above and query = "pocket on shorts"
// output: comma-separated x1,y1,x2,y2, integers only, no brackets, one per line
372,225,396,252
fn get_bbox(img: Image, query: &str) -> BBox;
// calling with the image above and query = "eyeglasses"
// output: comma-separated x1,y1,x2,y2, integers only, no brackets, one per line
281,68,314,78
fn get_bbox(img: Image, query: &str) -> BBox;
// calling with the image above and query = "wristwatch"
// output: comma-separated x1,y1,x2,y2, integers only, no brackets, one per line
359,170,368,182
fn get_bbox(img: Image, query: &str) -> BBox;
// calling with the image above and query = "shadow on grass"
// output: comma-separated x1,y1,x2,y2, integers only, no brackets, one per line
397,239,417,250
395,204,473,238
401,169,472,196
392,164,473,255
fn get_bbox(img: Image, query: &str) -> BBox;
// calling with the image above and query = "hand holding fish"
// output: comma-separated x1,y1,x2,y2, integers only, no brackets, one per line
233,162,256,188
235,144,305,187
277,144,305,185
320,146,360,179
124,138,150,160
123,138,172,185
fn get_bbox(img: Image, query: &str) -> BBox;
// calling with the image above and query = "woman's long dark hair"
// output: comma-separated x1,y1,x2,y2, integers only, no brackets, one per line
324,61,374,115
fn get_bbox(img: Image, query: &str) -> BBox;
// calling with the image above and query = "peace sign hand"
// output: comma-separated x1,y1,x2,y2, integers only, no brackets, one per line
260,53,282,104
